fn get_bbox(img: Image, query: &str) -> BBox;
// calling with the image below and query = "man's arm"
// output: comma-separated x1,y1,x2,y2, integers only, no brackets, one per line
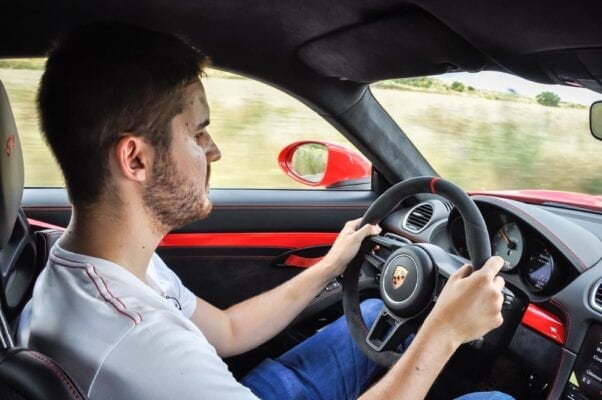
189,219,381,357
360,256,506,400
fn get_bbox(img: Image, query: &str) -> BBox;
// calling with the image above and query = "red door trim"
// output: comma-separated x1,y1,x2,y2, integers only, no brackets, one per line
27,218,338,249
521,303,566,345
159,232,338,248
28,218,66,231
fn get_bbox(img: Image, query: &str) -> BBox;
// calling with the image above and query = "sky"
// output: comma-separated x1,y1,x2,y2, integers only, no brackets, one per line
438,71,601,106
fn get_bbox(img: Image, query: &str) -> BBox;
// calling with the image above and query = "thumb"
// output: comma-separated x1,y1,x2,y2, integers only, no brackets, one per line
356,223,381,238
449,264,473,281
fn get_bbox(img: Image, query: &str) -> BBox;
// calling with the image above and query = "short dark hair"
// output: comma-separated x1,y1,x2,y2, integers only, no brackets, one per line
38,22,208,206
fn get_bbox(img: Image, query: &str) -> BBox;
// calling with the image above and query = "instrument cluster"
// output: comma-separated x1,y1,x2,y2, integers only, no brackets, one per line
448,210,564,294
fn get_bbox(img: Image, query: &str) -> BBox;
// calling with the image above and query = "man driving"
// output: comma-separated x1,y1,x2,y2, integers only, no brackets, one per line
29,22,513,400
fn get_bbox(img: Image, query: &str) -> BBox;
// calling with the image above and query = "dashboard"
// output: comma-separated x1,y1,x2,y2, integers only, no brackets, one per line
380,194,602,400
446,203,578,297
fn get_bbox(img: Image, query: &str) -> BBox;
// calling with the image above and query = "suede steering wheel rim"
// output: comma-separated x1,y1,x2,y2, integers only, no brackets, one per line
342,177,491,368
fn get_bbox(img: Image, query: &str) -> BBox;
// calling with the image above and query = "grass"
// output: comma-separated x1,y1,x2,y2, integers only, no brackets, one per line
372,89,601,193
0,62,600,194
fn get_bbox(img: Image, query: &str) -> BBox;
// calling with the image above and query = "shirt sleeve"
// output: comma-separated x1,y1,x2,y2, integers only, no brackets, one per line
149,253,197,318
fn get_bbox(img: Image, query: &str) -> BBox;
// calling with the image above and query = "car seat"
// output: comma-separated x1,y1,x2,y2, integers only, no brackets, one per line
0,79,87,399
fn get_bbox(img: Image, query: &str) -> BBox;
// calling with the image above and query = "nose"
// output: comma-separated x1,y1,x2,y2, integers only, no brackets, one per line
205,132,221,162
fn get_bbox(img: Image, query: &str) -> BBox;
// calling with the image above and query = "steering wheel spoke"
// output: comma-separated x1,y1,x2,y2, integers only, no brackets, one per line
416,243,467,279
366,305,419,352
363,252,385,271
360,233,411,273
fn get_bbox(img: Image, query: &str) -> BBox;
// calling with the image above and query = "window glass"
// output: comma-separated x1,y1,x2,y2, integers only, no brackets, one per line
203,70,367,188
371,72,602,194
0,59,62,187
0,60,368,189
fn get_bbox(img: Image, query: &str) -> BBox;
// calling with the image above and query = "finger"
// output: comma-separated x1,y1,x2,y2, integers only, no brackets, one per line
344,218,363,231
480,256,505,277
493,275,505,291
356,223,381,237
449,264,473,281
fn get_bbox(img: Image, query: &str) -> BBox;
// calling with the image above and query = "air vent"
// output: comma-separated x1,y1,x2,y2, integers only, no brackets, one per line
591,279,602,313
442,201,454,213
403,203,434,233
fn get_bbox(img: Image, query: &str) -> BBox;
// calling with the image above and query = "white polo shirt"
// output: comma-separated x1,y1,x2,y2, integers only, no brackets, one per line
28,244,258,400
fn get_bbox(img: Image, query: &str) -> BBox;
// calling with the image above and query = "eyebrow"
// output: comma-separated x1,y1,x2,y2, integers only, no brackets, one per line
196,119,210,130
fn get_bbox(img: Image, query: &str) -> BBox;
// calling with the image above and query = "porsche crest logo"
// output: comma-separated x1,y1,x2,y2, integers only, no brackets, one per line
392,266,408,289
5,134,16,157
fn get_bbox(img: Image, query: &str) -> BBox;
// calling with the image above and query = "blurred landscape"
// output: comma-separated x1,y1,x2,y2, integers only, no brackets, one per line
1,60,600,194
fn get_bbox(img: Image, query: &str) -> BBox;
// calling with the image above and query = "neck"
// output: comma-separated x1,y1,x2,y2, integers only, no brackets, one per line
59,200,166,282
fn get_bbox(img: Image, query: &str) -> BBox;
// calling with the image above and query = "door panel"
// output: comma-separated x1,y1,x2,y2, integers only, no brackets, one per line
22,188,376,307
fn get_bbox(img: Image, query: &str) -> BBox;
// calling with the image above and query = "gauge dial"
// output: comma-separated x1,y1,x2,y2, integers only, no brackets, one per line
525,242,555,292
492,222,524,271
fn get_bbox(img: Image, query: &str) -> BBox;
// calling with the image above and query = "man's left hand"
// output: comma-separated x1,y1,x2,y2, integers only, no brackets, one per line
321,218,381,278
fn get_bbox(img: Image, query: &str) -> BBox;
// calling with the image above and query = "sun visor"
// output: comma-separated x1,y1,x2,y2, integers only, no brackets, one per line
298,10,487,82
537,49,602,93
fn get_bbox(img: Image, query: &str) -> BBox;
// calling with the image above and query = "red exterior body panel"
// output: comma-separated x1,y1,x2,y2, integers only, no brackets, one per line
471,190,602,212
278,141,371,187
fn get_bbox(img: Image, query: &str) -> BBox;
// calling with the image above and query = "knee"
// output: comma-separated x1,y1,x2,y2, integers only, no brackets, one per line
455,391,515,400
359,298,383,326
491,392,515,400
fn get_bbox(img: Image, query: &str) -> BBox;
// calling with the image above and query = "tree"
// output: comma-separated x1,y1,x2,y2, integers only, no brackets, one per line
536,91,560,107
451,81,464,92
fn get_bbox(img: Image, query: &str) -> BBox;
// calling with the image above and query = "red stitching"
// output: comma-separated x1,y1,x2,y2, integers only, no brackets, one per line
49,253,87,268
29,351,83,400
479,197,588,271
92,266,127,308
50,253,141,324
91,266,143,322
546,347,567,400
84,268,141,325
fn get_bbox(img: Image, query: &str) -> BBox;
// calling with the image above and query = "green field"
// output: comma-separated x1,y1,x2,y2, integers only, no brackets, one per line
1,64,600,194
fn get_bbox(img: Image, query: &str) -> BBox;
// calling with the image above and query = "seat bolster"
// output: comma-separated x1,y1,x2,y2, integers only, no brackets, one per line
34,228,63,269
0,348,86,400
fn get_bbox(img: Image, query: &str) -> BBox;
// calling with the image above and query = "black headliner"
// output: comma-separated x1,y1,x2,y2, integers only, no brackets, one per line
2,0,602,89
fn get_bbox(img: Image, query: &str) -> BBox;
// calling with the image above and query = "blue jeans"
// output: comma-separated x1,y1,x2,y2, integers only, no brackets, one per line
242,299,513,400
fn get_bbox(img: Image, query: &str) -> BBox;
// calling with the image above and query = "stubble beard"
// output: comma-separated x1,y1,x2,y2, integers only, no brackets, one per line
143,150,212,234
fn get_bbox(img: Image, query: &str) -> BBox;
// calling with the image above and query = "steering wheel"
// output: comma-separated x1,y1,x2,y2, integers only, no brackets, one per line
342,177,491,368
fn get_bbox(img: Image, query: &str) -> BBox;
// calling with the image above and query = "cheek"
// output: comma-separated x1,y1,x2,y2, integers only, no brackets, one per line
182,137,207,168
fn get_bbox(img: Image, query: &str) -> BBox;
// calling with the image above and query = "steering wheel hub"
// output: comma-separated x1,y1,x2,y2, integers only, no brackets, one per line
380,246,435,317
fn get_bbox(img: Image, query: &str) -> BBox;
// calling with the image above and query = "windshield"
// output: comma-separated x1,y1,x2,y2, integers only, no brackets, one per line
371,72,602,195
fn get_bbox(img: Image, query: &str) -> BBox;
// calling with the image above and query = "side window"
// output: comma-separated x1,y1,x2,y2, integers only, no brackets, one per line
204,70,369,189
0,61,369,189
0,59,63,187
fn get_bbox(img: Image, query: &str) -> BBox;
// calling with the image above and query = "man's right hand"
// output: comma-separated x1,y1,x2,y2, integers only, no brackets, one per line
360,256,507,400
421,256,506,347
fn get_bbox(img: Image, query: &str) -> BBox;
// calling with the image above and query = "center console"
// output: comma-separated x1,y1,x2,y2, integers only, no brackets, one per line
563,324,602,400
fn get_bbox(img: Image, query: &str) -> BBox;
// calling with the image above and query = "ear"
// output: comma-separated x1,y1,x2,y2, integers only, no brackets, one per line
113,135,151,183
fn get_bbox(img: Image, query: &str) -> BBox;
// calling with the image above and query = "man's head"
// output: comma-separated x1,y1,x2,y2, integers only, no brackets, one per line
38,22,219,231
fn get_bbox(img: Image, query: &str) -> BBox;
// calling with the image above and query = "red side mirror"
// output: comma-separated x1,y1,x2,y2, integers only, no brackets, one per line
278,141,371,187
